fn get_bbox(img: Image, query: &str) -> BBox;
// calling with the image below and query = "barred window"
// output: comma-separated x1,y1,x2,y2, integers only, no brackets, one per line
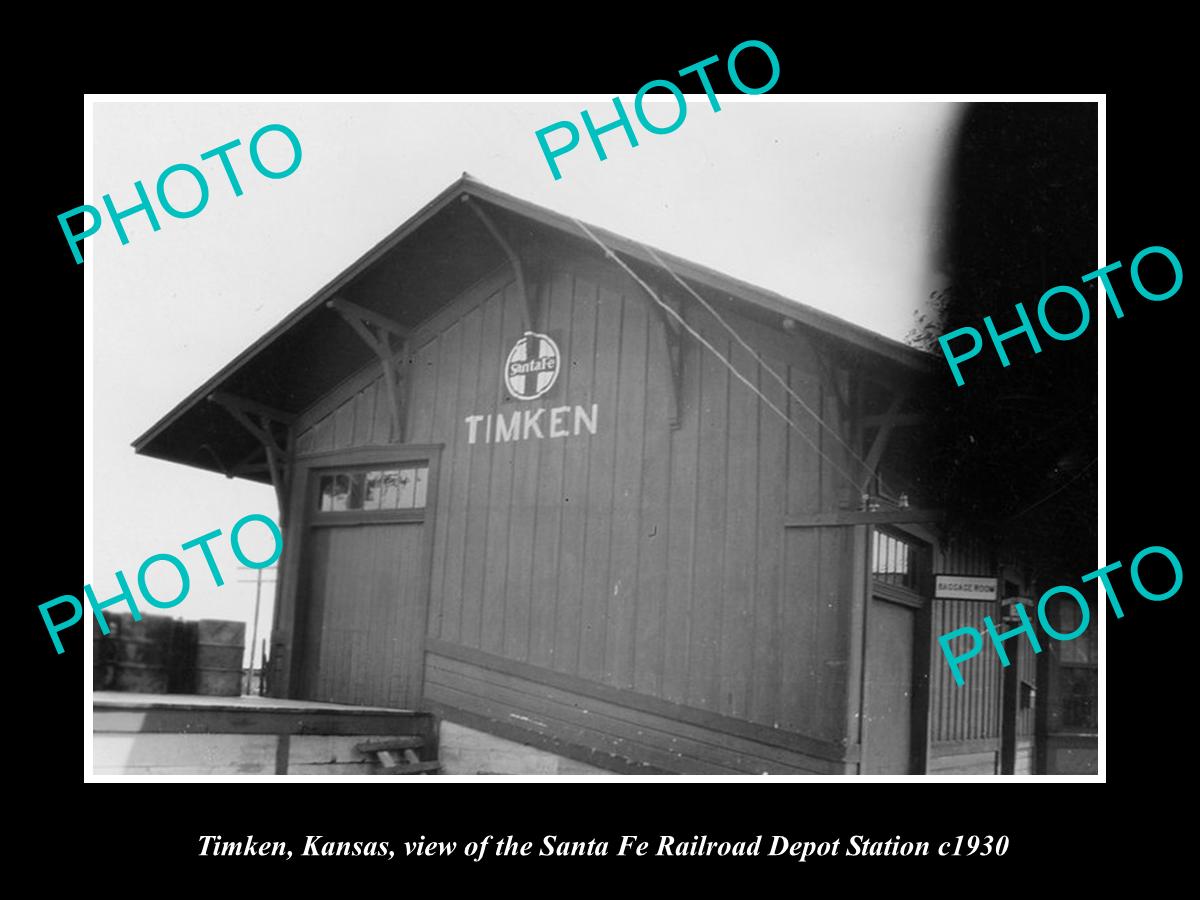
317,465,429,512
872,530,922,592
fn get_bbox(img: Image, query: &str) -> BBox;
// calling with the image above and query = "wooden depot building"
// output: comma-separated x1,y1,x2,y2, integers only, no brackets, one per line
133,175,1057,775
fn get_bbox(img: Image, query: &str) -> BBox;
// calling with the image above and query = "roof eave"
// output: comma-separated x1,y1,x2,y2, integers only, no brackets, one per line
133,173,935,454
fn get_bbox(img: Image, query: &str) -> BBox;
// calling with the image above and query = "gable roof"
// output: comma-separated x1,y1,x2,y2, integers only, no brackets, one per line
132,173,932,480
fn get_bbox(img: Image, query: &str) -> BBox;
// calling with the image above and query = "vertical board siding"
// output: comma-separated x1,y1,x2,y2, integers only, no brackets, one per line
926,535,1044,757
930,598,1001,742
529,275,574,669
291,261,861,748
553,275,597,675
306,522,426,709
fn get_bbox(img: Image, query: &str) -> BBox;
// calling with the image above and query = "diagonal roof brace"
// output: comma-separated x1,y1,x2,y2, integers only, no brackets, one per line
207,391,293,517
326,297,407,442
463,195,535,332
326,297,409,343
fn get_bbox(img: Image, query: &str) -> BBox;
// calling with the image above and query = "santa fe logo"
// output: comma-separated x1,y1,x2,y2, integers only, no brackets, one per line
505,332,560,401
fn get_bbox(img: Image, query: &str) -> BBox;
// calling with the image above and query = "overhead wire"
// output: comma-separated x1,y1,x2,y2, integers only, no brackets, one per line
570,217,869,497
636,241,891,494
1006,458,1097,522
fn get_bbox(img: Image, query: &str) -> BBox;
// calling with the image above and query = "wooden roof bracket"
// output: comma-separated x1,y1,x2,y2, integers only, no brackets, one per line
864,391,908,473
326,297,409,442
230,444,270,478
463,195,536,332
198,442,232,478
813,341,852,426
207,391,294,518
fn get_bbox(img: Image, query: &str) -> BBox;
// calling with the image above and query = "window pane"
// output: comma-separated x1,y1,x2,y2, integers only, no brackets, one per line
318,476,334,511
362,471,383,511
397,468,416,509
1061,667,1097,731
1058,600,1096,663
346,472,365,510
413,466,428,508
380,470,400,509
331,474,350,511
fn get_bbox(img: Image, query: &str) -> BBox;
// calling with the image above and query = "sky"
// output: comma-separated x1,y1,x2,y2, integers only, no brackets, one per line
89,98,961,668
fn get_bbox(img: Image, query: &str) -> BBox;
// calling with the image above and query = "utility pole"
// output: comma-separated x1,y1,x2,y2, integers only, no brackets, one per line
238,566,277,695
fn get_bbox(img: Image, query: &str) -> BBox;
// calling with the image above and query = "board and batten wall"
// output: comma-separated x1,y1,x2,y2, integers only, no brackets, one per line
926,539,1038,775
290,256,865,773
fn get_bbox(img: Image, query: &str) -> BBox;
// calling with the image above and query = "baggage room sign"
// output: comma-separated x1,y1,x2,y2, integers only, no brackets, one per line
464,331,599,445
935,574,999,601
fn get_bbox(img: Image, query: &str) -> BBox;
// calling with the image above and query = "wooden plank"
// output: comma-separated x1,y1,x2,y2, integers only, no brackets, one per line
288,762,382,776
430,680,704,773
427,674,741,775
352,387,374,446
417,323,456,642
430,702,666,775
430,660,786,774
818,526,853,741
529,273,574,668
606,290,648,689
819,367,841,508
720,339,758,719
661,325,700,704
577,282,622,681
435,305,483,645
398,522,430,709
426,652,837,774
475,289,516,654
371,373,391,444
295,428,314,454
424,638,855,763
786,508,946,527
311,415,334,453
333,398,355,449
458,287,506,650
781,528,818,734
930,737,1003,756
633,309,672,697
354,736,425,753
503,339,541,662
93,734,279,771
688,334,729,711
429,654,810,772
926,752,998,775
405,334,440,443
93,704,434,736
379,761,442,775
786,365,822,516
844,524,869,747
285,734,414,764
553,275,597,674
750,353,786,726
932,600,947,742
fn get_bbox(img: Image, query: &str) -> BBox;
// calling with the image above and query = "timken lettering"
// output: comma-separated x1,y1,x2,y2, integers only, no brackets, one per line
464,403,598,445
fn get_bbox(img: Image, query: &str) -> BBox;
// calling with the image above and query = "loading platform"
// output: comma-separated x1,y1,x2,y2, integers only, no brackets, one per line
92,692,439,775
